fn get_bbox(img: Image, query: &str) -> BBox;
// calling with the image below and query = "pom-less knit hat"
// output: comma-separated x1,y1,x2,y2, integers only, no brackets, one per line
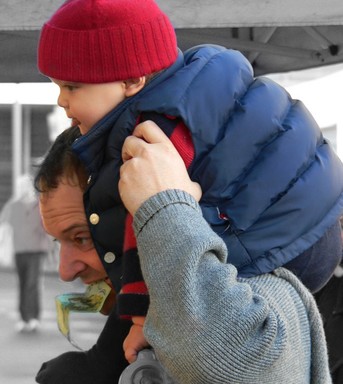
38,0,178,83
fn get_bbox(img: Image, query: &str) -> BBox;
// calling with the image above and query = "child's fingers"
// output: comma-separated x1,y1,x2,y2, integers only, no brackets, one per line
124,347,138,364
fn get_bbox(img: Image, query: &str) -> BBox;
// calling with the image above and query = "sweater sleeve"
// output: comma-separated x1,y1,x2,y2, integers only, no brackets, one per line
132,190,326,384
117,118,194,318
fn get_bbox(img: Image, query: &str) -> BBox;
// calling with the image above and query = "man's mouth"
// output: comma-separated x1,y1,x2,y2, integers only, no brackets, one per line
79,278,115,315
101,278,116,315
104,277,114,289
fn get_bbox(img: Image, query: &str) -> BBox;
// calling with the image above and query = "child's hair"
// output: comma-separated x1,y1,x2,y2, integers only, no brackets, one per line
38,0,178,83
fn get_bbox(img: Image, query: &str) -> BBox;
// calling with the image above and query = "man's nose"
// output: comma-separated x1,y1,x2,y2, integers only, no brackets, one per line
59,243,87,282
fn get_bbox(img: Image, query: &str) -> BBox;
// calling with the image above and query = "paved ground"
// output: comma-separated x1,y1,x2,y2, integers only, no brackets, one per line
0,268,107,384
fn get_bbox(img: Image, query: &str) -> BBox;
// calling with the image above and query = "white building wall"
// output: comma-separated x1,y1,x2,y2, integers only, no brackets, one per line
269,65,343,161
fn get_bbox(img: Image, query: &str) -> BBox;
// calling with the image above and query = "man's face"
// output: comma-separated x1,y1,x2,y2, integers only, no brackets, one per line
39,180,107,285
51,79,127,135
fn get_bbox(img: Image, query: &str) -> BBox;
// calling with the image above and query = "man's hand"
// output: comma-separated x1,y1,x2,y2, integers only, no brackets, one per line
119,120,201,215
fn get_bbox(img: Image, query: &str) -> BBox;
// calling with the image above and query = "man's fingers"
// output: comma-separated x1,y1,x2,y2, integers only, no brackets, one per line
132,120,171,144
191,182,202,202
122,135,144,163
122,120,175,163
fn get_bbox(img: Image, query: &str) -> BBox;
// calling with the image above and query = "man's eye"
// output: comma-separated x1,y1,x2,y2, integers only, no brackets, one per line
75,236,90,245
74,235,94,251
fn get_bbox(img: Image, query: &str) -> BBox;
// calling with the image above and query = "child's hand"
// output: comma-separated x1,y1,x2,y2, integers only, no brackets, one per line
123,316,150,363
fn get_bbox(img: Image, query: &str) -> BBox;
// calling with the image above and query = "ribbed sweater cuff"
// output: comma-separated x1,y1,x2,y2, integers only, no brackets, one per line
133,189,200,237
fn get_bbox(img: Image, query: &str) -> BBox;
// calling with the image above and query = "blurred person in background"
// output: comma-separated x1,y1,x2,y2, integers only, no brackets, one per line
0,173,53,332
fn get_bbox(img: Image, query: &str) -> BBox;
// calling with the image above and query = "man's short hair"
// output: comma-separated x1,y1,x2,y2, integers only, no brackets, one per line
34,126,88,193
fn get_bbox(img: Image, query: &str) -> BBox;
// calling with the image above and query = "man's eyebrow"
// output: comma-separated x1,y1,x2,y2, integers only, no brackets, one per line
62,223,89,235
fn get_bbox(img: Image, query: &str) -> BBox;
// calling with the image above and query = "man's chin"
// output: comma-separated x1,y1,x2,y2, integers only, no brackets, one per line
100,288,116,315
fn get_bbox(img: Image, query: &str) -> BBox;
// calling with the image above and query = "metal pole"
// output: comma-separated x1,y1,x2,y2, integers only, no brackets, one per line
22,105,31,175
11,101,22,197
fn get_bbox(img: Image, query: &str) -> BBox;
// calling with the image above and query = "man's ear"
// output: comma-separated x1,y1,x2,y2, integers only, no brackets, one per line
124,77,146,97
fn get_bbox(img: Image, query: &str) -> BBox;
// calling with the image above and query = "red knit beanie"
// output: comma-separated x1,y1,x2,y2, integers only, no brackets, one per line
38,0,178,83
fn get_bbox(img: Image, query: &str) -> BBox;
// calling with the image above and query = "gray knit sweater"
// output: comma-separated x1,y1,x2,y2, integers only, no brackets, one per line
133,190,332,384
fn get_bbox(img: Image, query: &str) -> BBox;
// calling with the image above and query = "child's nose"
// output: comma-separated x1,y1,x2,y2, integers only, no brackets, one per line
57,92,68,109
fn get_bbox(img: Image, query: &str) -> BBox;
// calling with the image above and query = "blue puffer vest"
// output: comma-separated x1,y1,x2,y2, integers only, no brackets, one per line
72,45,343,289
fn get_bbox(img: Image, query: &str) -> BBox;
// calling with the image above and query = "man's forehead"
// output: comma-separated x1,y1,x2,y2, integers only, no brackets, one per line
39,182,85,228
40,179,83,201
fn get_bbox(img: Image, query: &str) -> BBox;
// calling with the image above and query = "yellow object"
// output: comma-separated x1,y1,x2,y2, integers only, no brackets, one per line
55,280,111,350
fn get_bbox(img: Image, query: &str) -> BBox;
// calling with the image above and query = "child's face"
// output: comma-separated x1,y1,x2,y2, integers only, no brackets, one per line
51,79,128,134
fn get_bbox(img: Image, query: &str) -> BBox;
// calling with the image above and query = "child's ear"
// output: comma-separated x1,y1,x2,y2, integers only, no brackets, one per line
123,77,146,97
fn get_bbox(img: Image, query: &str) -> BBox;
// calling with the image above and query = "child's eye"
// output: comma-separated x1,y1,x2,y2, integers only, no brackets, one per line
64,84,78,91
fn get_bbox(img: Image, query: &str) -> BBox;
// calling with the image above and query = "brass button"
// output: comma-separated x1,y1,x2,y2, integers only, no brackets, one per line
104,252,116,264
89,213,99,225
